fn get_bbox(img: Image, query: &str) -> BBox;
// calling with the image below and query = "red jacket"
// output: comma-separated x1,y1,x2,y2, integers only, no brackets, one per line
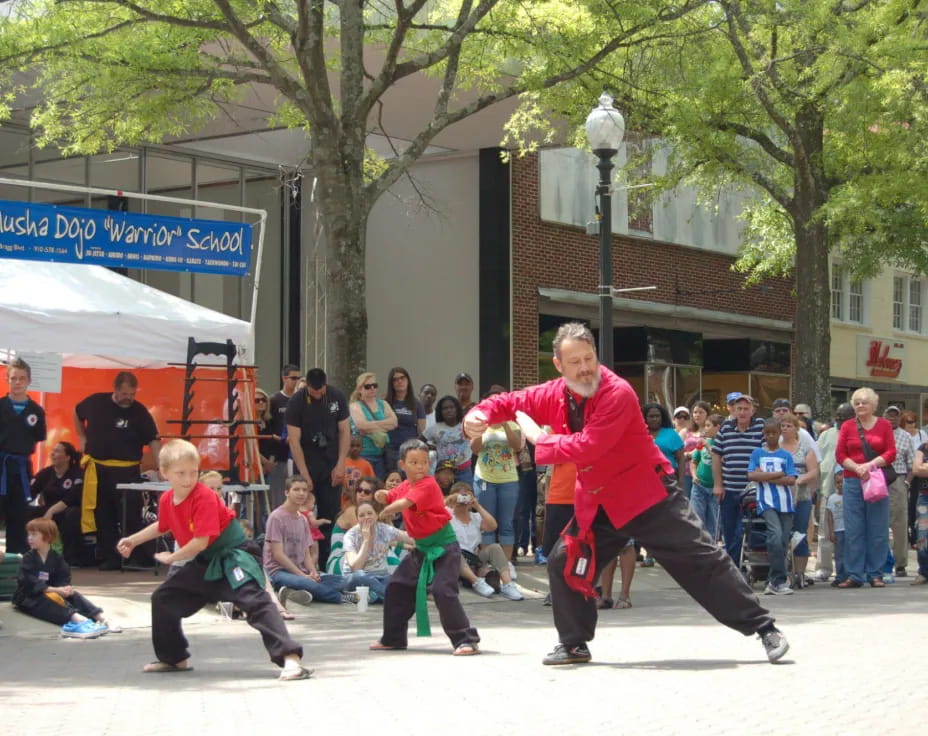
471,366,672,532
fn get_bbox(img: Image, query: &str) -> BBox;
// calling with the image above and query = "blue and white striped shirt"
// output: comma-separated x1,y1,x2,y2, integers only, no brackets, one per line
712,417,765,494
748,447,797,513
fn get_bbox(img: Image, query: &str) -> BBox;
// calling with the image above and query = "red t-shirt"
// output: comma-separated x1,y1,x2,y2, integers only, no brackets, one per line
158,482,234,547
386,476,451,539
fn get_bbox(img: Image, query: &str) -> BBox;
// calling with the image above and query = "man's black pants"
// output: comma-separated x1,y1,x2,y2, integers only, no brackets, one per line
380,542,480,649
548,489,774,646
94,464,147,563
307,456,340,568
151,556,302,667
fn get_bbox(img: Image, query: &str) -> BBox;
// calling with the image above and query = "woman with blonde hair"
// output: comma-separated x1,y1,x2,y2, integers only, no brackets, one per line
349,372,397,479
835,387,895,588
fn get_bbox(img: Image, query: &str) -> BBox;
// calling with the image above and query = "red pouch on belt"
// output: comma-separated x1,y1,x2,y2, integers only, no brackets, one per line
561,521,597,599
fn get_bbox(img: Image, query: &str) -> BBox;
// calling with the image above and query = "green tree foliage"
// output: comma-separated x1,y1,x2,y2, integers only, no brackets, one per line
0,0,703,386
510,0,928,415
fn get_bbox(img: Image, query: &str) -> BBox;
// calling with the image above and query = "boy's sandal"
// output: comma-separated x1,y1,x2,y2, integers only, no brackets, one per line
369,641,406,651
143,661,194,673
870,578,886,588
278,665,313,681
452,642,480,656
614,596,632,609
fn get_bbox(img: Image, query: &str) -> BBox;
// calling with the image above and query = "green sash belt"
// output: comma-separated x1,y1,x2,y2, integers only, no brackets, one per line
414,523,458,637
202,519,265,590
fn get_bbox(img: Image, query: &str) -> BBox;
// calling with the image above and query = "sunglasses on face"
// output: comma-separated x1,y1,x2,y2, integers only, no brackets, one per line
358,488,374,495
363,383,378,390
255,398,267,403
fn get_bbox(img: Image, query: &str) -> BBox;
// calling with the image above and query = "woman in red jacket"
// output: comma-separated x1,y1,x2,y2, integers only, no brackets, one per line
835,387,896,588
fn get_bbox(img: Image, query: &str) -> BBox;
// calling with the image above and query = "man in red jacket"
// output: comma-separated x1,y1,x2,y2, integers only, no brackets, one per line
464,323,788,665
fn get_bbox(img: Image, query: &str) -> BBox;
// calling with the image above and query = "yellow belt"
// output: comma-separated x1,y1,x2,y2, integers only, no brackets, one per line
80,455,140,533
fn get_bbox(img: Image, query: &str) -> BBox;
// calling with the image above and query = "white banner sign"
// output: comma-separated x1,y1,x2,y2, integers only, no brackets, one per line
16,351,63,393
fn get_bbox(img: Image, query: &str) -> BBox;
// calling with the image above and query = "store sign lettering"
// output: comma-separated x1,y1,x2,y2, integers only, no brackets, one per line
865,340,903,379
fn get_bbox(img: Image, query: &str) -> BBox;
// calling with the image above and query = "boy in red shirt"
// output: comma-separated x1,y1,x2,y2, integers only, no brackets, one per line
370,439,480,655
117,440,309,680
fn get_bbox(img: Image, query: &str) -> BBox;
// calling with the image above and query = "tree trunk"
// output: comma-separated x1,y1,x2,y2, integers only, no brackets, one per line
309,147,369,391
791,105,832,419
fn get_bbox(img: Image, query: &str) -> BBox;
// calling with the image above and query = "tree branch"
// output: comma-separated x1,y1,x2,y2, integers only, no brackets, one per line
713,120,793,167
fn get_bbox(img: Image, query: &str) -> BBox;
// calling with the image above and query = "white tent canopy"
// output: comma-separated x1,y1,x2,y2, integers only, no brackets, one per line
0,259,253,367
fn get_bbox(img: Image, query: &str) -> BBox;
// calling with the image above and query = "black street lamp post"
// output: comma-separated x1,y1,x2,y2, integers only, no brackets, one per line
585,92,625,368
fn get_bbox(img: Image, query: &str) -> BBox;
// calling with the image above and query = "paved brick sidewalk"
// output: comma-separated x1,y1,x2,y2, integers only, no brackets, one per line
2,558,925,736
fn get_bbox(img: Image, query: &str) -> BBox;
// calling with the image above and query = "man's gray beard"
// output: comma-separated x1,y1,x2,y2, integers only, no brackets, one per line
565,374,601,398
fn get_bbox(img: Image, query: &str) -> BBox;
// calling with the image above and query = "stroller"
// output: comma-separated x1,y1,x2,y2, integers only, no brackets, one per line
739,487,793,588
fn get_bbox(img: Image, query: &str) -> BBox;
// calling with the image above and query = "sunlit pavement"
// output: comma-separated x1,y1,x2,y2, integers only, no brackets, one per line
2,553,925,735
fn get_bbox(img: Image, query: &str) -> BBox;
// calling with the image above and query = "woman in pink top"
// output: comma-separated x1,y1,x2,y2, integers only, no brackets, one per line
835,387,896,588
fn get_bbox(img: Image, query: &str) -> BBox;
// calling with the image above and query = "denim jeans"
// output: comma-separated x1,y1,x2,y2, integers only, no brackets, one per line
515,467,538,550
833,530,846,582
760,509,793,586
474,477,520,546
791,499,812,557
842,475,890,584
269,569,346,603
916,493,928,577
683,475,693,500
719,490,744,562
341,570,390,602
689,482,719,541
363,455,386,481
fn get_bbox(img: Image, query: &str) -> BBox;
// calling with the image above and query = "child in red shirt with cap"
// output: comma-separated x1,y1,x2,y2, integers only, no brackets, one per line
117,440,309,680
370,439,480,655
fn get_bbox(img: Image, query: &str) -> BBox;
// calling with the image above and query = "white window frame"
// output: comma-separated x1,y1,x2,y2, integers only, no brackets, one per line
893,273,925,335
893,276,905,330
830,263,868,325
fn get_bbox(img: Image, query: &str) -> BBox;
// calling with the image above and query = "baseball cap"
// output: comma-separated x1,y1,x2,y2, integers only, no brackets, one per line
306,368,326,390
883,405,902,415
454,372,473,384
673,406,690,418
772,398,791,409
726,391,754,405
436,460,456,473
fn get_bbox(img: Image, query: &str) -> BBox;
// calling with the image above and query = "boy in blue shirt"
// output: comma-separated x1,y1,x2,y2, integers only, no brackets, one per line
748,418,798,596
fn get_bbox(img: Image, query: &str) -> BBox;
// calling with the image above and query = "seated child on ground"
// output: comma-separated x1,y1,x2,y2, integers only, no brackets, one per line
13,519,117,639
446,482,522,600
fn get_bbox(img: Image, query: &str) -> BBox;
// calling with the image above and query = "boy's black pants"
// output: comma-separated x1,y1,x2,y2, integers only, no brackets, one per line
151,556,302,667
548,488,774,647
380,542,480,649
18,591,102,626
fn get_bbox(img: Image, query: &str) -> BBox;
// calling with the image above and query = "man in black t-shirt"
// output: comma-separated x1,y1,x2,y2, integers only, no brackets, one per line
0,358,47,553
266,363,301,508
284,367,350,566
74,371,160,570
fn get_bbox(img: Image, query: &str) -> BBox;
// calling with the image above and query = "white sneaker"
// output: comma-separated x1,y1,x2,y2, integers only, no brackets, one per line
472,578,495,597
810,570,829,583
763,582,777,595
789,531,806,552
278,587,313,608
499,582,523,601
773,583,794,595
508,562,518,581
100,619,123,634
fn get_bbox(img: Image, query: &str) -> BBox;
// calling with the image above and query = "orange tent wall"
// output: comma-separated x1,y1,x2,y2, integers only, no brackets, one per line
1,365,259,480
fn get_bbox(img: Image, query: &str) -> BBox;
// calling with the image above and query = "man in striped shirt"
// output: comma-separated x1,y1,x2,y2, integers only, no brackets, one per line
712,393,765,562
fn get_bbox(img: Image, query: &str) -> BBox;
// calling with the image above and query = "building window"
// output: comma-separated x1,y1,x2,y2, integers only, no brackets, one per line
831,264,866,325
909,279,922,333
831,265,844,320
893,277,904,330
893,274,926,334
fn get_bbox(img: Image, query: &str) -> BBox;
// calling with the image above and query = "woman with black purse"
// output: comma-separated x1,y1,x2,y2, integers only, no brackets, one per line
835,388,896,588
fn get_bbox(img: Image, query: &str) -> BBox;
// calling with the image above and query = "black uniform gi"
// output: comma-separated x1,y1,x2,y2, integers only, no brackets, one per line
0,395,47,553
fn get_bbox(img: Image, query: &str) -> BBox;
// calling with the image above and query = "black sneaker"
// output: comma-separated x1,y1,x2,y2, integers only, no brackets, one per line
542,643,591,665
759,627,789,663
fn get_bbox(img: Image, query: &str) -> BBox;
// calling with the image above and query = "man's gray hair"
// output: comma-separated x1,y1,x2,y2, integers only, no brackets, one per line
552,322,596,359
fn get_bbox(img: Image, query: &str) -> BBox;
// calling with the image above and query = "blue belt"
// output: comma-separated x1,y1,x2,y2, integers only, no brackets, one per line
0,452,31,501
